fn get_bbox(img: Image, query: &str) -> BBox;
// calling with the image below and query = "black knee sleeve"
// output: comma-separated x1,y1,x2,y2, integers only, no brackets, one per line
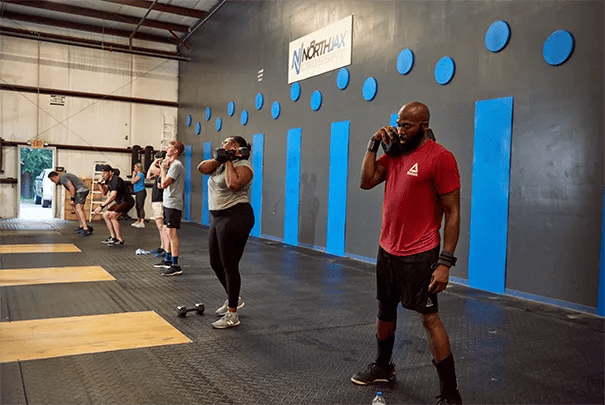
377,299,398,322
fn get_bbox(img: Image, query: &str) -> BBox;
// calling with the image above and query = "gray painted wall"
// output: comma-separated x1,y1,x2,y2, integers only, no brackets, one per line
178,1,604,309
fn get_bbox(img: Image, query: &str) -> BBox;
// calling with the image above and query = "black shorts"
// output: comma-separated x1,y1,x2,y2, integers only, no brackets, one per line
376,245,440,321
73,190,89,205
164,207,182,229
108,200,134,213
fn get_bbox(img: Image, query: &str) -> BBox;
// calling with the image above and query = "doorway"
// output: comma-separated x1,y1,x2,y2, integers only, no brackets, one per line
18,146,56,220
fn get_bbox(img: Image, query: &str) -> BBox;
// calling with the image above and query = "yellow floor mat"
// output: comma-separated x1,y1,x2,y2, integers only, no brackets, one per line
0,311,191,363
0,266,115,287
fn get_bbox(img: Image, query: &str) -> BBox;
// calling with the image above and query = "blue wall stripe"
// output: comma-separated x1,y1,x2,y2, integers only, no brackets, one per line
598,185,604,316
468,96,514,294
390,113,398,126
202,142,211,226
326,121,350,256
184,145,192,221
251,134,264,237
284,128,302,246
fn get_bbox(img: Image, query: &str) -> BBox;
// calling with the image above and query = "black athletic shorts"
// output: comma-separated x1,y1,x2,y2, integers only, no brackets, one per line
164,207,182,229
108,200,134,213
376,245,440,321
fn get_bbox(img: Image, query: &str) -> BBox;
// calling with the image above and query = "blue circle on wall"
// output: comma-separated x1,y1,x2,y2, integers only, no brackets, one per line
205,107,211,121
228,101,235,116
397,49,414,75
310,90,322,111
216,117,222,131
272,101,281,119
336,68,350,90
543,30,574,66
434,57,455,85
195,122,201,135
186,114,192,127
362,77,378,101
485,20,511,53
241,110,249,126
255,93,264,110
290,82,301,101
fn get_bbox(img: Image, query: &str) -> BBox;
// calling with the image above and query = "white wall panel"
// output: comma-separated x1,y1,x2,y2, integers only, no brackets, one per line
130,104,177,150
38,42,70,89
0,37,40,87
0,92,39,142
0,146,19,218
132,57,178,101
68,47,134,97
0,36,179,218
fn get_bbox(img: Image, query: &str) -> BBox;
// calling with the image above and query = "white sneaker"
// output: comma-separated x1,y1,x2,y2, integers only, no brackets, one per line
215,296,245,316
138,222,145,228
131,222,138,227
212,311,240,329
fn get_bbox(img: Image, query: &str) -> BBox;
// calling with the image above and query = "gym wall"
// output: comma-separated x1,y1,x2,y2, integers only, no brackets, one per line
0,37,178,218
178,1,603,312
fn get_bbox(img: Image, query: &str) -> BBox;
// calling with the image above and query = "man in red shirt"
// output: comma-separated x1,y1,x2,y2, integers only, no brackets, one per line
352,102,462,405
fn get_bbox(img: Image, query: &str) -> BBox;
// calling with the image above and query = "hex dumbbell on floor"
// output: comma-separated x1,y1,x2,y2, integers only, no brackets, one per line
176,303,205,317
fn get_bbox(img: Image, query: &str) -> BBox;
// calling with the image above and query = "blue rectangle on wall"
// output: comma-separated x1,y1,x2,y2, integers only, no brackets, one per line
202,142,211,226
251,134,264,237
599,186,604,316
284,128,302,246
468,96,514,294
326,121,350,256
184,145,192,221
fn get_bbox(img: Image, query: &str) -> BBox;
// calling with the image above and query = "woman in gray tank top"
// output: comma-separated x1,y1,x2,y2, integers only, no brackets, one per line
198,136,255,329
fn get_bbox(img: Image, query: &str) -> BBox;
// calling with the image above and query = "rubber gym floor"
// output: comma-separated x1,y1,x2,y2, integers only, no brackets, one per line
1,218,603,405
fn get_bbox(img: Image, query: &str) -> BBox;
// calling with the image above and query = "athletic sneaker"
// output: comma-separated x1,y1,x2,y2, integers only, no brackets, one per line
80,227,94,236
435,393,462,405
215,297,245,316
150,248,165,254
153,260,171,269
351,363,396,385
108,239,124,247
162,265,182,276
212,311,240,329
101,236,118,244
74,227,84,234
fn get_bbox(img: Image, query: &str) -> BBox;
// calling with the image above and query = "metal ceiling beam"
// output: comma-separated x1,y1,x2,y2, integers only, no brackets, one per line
1,0,190,33
179,0,227,48
0,83,179,107
103,0,208,19
1,10,178,45
0,26,190,62
129,0,157,43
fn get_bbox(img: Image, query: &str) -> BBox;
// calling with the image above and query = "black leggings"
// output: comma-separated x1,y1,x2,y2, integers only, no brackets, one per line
209,202,255,309
134,189,146,219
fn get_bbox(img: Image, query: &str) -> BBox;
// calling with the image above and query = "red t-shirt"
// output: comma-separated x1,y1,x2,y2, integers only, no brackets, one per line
377,140,460,256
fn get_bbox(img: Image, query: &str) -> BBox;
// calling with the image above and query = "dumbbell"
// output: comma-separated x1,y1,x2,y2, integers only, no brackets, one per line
213,147,250,162
176,303,205,317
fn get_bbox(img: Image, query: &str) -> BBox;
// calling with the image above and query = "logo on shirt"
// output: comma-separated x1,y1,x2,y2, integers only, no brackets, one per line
407,163,418,177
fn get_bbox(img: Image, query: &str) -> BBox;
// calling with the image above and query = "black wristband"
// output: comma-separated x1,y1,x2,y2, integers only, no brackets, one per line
101,204,105,209
367,138,380,153
437,250,457,267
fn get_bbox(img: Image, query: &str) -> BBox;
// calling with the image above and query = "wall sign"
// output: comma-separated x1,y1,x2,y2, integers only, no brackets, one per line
288,15,353,84
50,95,65,106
